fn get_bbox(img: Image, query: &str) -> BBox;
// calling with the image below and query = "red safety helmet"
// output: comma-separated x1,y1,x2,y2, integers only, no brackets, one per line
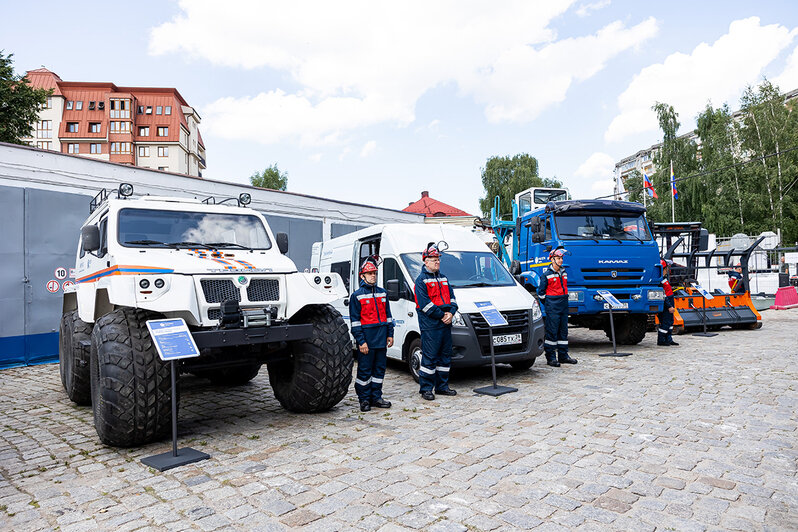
422,242,441,259
549,248,566,260
359,258,379,275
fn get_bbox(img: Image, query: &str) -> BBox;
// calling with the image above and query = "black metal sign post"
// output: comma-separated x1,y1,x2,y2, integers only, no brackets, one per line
597,291,632,357
141,319,210,472
692,284,718,338
473,302,518,397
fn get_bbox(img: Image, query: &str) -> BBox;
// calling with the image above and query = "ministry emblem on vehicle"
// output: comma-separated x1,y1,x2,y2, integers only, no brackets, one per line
611,270,618,278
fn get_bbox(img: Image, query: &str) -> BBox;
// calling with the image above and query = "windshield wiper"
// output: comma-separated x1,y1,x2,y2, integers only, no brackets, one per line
126,239,168,246
619,230,645,243
167,241,215,249
458,281,494,288
205,242,252,250
558,232,598,243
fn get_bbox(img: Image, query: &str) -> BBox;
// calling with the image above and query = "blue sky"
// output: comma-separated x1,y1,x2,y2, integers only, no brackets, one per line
3,1,798,215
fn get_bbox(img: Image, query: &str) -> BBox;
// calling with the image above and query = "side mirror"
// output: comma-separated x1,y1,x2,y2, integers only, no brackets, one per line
276,232,289,254
529,218,540,232
81,225,100,252
509,260,521,275
386,279,400,301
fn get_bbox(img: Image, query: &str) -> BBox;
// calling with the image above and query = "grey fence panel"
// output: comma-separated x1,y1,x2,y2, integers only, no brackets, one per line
263,215,323,272
331,223,368,239
0,186,26,367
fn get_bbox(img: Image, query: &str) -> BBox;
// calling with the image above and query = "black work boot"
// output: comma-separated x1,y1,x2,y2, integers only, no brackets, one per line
546,355,560,367
372,398,391,408
435,388,457,396
558,355,578,364
420,391,435,401
360,401,371,412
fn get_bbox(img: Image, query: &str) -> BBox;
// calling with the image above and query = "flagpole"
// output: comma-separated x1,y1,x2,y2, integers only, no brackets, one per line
642,173,646,209
670,160,675,222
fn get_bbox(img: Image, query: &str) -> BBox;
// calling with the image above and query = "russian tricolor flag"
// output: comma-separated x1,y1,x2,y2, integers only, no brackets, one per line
643,172,658,199
670,162,679,199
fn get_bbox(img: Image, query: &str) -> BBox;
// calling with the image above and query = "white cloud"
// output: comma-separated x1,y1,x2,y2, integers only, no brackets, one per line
574,152,615,178
575,0,611,18
309,153,322,162
150,1,657,145
605,17,797,143
360,140,376,158
573,152,616,197
774,44,798,91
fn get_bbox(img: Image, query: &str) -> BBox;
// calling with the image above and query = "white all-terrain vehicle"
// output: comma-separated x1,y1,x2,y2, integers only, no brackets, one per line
59,184,352,447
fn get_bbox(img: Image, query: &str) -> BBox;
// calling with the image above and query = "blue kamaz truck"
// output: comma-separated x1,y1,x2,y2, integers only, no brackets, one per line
492,188,665,345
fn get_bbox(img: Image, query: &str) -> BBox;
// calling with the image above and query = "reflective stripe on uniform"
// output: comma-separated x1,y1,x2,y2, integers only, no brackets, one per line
422,302,435,312
658,328,668,334
371,377,384,384
436,366,450,372
419,366,436,375
544,339,557,345
355,378,371,386
351,321,361,327
557,340,568,345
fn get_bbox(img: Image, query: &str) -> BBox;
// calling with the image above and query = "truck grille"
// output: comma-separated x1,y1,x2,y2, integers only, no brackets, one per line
208,308,221,321
581,268,644,282
247,279,280,301
201,279,241,303
468,309,530,356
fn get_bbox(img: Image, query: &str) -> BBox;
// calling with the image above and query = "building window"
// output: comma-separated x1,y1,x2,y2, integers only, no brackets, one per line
156,106,162,115
45,96,53,109
158,166,168,171
66,100,73,110
157,127,168,137
66,122,79,133
75,101,83,110
110,142,131,154
67,143,79,154
146,106,152,114
138,126,149,136
37,141,52,150
90,123,101,133
90,143,102,154
137,106,144,114
138,146,150,157
89,101,96,110
110,99,130,118
36,120,52,138
158,146,169,157
165,106,172,115
110,121,130,133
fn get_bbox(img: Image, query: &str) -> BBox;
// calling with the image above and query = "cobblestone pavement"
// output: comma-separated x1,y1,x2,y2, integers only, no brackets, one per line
2,309,797,531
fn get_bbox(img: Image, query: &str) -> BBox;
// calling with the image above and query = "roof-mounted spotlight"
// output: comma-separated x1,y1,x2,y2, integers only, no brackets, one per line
118,183,134,198
239,192,252,206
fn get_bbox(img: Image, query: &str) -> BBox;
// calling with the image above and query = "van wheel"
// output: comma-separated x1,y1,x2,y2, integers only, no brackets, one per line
510,358,535,371
90,308,173,447
59,310,92,405
268,305,352,413
407,338,422,383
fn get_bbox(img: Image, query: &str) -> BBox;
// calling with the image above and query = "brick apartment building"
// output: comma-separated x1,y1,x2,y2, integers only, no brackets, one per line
22,68,206,177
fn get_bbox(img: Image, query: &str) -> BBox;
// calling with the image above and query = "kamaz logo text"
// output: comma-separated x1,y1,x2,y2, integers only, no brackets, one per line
598,260,628,264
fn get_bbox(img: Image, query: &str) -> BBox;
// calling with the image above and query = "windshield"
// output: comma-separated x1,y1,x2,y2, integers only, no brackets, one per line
534,189,568,204
555,213,651,241
118,208,272,249
401,251,516,288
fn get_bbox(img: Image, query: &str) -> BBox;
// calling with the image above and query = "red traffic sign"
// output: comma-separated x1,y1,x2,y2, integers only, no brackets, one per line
46,280,60,293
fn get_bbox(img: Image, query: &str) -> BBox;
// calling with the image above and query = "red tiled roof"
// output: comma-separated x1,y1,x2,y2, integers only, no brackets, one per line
403,191,472,217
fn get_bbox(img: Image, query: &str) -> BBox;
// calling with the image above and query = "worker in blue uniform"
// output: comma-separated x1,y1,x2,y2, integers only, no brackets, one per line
349,257,395,412
537,247,577,367
414,242,458,400
657,259,679,346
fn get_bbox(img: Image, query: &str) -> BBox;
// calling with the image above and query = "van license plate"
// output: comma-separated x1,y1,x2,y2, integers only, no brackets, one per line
603,302,629,309
492,333,522,346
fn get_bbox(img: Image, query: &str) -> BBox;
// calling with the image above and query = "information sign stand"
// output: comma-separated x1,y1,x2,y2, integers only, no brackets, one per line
691,283,718,338
596,290,633,357
141,319,210,472
472,301,518,397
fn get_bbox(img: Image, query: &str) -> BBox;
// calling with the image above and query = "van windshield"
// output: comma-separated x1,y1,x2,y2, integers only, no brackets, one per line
401,251,515,288
118,208,272,249
555,213,651,242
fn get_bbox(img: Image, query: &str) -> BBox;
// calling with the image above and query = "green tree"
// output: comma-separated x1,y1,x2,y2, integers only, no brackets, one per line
623,169,644,204
479,153,562,217
0,52,50,144
250,164,288,191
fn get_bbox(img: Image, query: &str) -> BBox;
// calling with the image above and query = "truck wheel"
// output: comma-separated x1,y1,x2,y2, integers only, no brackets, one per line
608,314,647,345
90,308,173,447
407,338,422,383
59,310,93,405
510,358,535,371
268,305,352,413
207,363,262,386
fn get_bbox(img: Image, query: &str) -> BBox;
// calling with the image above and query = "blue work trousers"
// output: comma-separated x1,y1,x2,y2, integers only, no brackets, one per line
354,347,387,404
544,300,569,361
419,328,452,393
657,296,675,344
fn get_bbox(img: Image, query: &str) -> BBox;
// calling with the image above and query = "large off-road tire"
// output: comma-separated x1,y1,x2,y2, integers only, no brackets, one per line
606,314,647,345
59,310,93,405
267,305,352,413
207,363,262,386
90,308,173,447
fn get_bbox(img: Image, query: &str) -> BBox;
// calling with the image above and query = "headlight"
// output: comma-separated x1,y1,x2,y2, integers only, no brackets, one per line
451,311,467,327
154,278,165,289
568,291,584,303
139,279,150,289
531,299,542,321
647,289,665,300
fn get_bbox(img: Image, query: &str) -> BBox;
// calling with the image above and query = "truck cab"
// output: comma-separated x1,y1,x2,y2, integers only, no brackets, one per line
311,224,545,379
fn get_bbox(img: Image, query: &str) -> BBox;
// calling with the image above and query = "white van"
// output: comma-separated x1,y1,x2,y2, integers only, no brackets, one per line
311,224,545,380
